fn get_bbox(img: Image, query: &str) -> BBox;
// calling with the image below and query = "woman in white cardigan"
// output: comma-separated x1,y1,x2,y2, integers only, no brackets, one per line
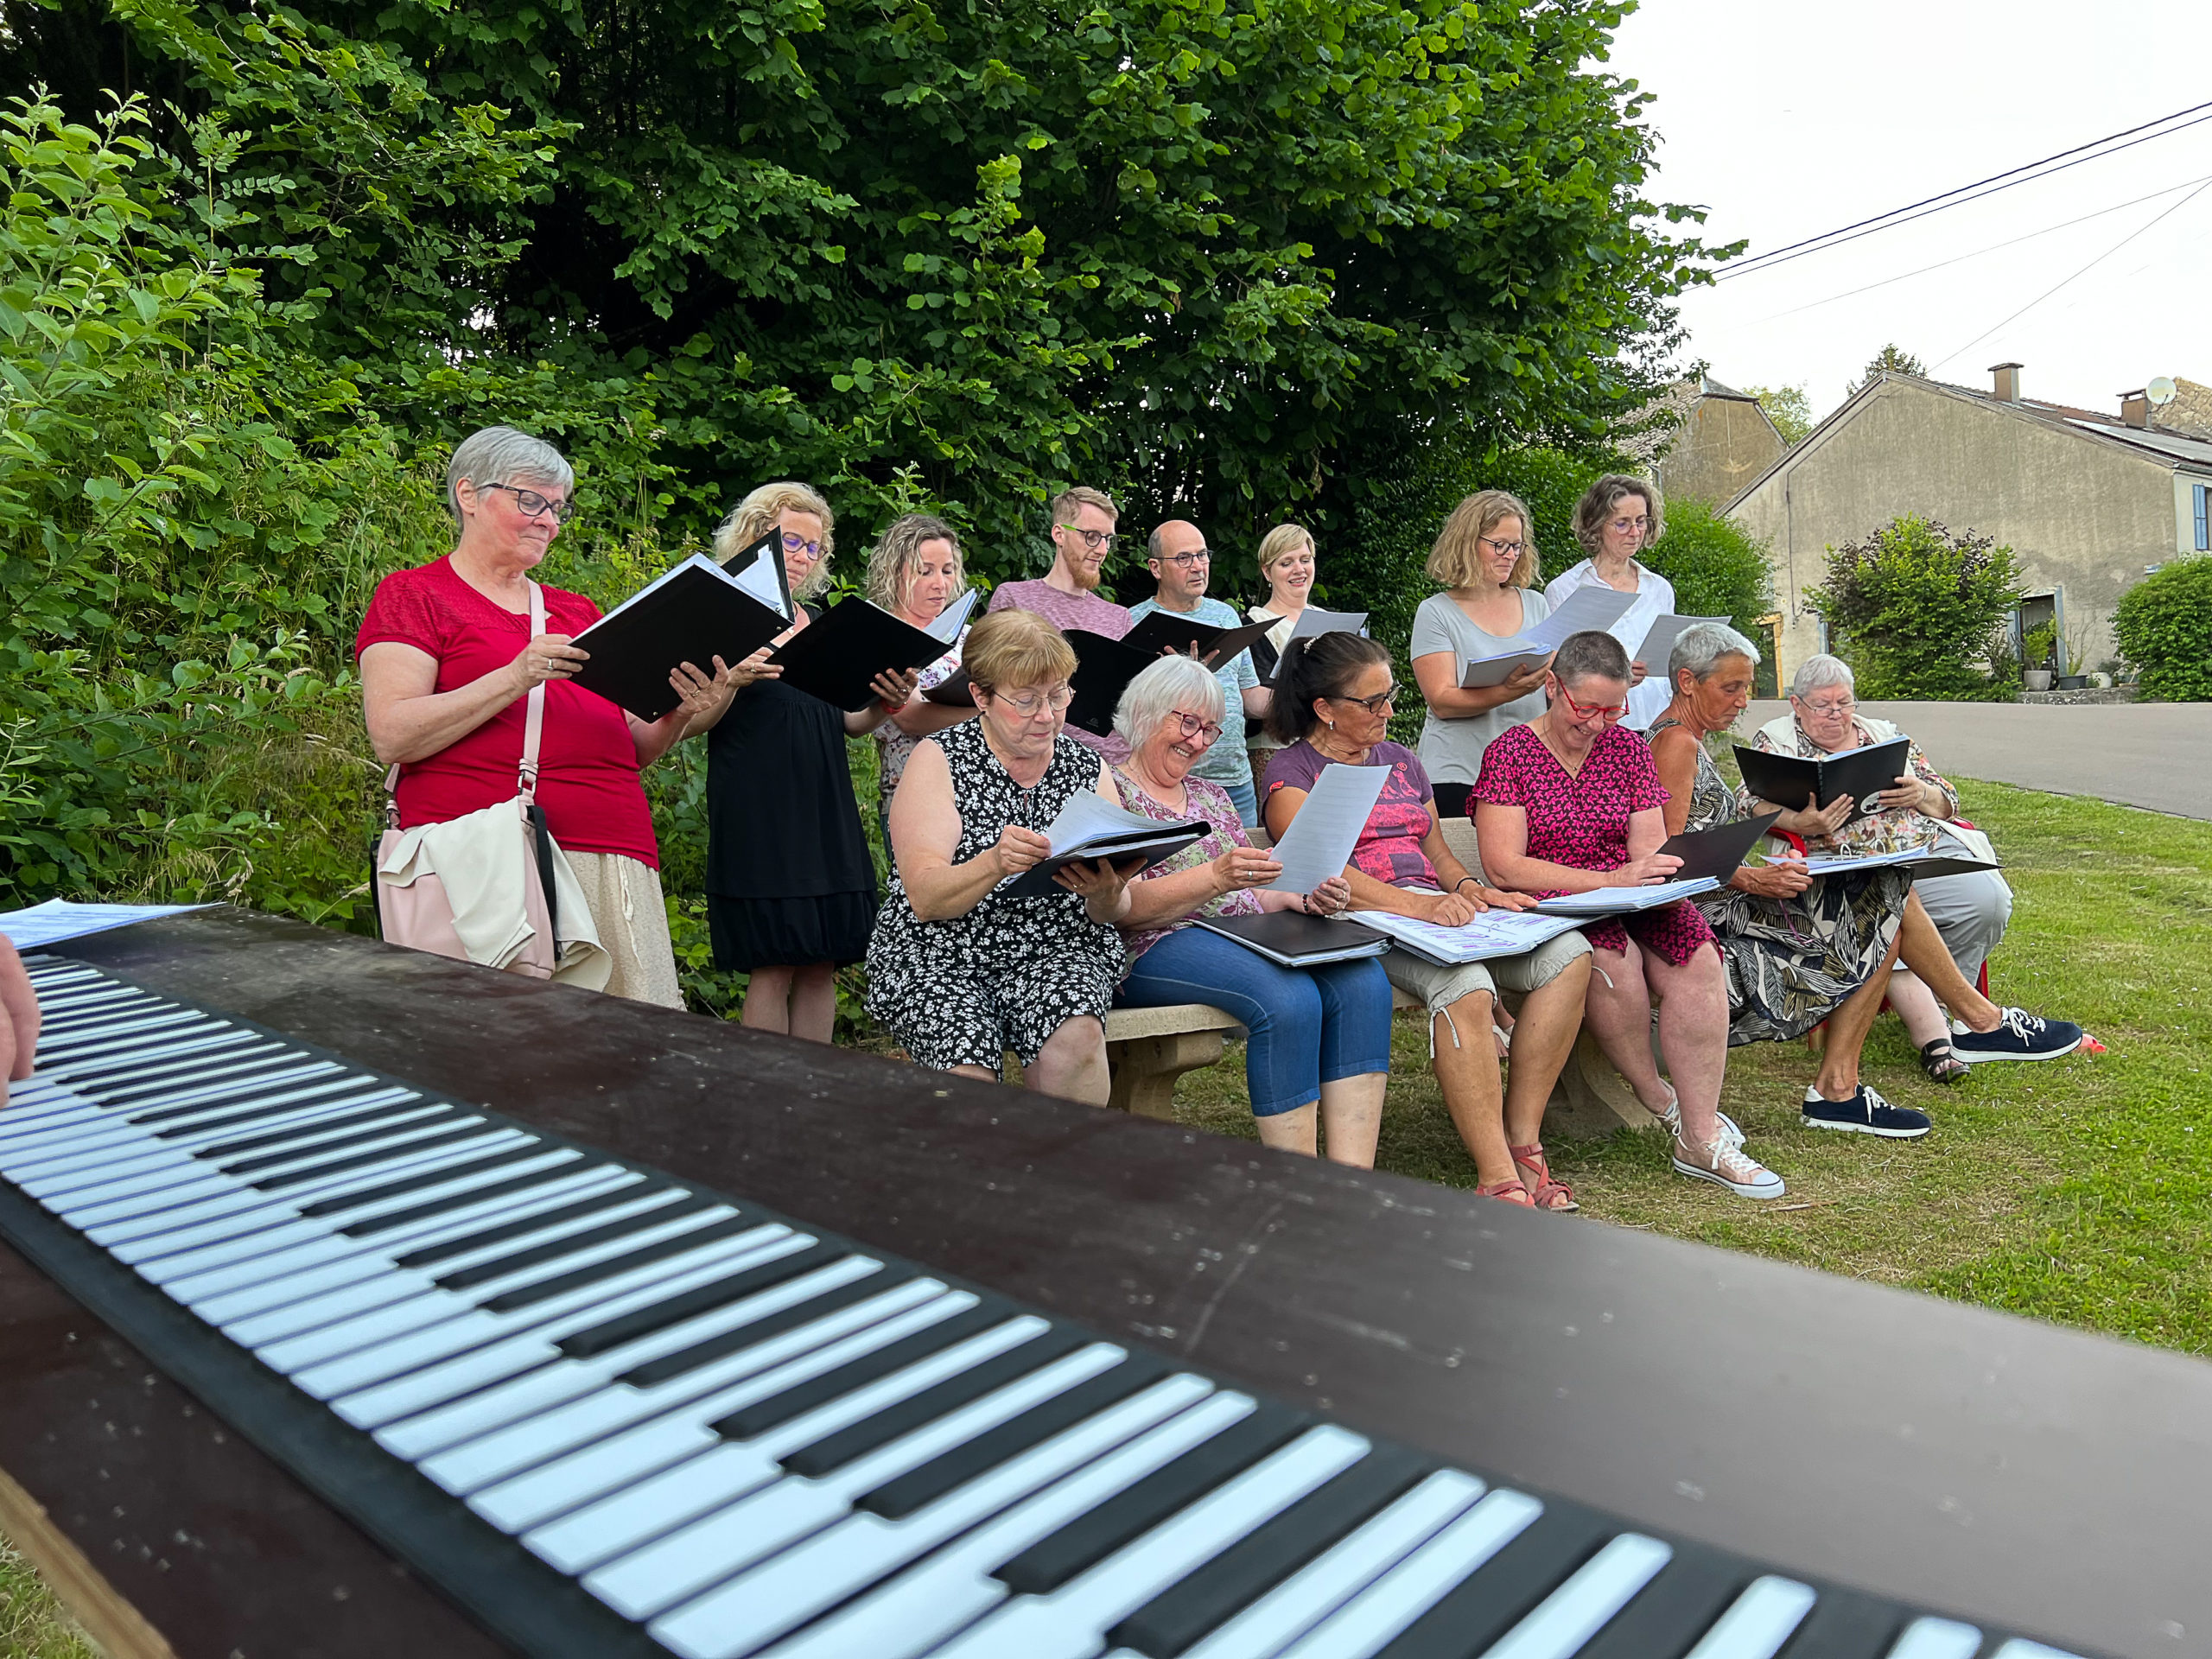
1543,474,1675,731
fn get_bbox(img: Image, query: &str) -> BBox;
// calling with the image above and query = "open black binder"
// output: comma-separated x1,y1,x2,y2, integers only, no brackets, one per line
1065,629,1156,738
568,531,792,722
1735,737,1911,827
769,588,976,713
1658,810,1783,882
1119,609,1278,669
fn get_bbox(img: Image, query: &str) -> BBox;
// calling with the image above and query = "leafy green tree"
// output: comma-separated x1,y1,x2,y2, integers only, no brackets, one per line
2112,557,2212,701
1805,516,2024,701
1850,343,1926,392
1743,383,1812,444
1642,500,1771,639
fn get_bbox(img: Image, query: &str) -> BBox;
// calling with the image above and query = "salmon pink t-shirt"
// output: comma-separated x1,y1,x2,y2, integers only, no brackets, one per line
356,557,659,868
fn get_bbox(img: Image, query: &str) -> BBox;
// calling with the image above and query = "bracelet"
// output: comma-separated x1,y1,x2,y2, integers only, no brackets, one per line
1453,877,1481,896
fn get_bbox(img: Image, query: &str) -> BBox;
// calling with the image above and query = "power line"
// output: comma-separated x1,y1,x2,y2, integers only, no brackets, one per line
1929,176,2212,372
1715,101,2212,282
1744,171,2212,325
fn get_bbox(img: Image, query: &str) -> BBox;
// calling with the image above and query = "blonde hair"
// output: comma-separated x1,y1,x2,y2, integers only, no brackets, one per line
1573,474,1662,559
963,607,1077,695
1255,523,1315,573
1049,485,1118,526
865,513,964,615
714,481,836,600
1427,490,1538,589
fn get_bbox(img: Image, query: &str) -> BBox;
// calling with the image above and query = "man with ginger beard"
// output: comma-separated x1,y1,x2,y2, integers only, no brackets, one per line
987,485,1134,754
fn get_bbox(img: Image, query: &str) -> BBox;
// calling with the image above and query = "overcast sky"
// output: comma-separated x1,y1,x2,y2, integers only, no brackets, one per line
1607,0,2212,423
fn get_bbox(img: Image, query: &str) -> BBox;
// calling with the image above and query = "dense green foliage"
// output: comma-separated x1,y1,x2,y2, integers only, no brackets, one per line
1637,498,1771,639
2111,555,2212,702
1850,342,1926,392
1805,515,2024,702
1742,382,1811,444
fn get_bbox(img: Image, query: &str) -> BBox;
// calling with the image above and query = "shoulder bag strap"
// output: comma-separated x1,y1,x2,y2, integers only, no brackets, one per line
518,580,548,806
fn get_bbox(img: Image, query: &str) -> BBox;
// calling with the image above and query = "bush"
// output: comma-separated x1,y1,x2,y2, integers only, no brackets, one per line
1804,517,2024,701
2112,557,2212,702
1641,500,1773,642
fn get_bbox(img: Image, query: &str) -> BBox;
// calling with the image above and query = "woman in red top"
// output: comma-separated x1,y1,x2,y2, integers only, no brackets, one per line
358,426,747,1006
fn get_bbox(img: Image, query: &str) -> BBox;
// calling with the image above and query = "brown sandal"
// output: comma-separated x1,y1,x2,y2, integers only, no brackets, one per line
1509,1143,1579,1213
1476,1179,1537,1207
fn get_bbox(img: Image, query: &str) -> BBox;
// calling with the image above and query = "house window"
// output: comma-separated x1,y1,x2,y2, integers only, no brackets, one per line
2196,482,2209,551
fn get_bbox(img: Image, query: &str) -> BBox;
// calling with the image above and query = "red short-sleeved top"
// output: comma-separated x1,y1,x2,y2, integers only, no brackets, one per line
356,556,659,868
1471,722,1667,883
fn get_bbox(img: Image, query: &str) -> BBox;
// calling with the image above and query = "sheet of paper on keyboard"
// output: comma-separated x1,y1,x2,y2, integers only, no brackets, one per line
0,899,217,949
1532,876,1718,915
1264,763,1389,893
1354,907,1588,963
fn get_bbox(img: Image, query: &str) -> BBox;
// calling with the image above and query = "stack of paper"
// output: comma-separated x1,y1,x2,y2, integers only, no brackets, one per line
1354,907,1589,965
0,899,217,949
999,791,1208,898
1262,764,1390,893
1459,587,1636,687
1533,877,1719,916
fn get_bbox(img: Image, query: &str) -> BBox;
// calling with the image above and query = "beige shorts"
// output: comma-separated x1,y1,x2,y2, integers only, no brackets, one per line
1382,928,1591,1019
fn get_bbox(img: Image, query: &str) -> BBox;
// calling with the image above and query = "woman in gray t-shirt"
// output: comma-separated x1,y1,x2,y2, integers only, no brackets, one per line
1410,490,1553,817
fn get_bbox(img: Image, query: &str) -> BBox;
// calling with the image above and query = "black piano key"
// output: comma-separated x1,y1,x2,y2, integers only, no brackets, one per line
991,1399,1310,1597
709,1301,1012,1440
1376,1501,1617,1657
152,1083,380,1140
779,1325,1093,1480
613,1273,899,1386
394,1182,671,1268
130,1068,345,1125
200,1103,462,1165
1109,1441,1433,1657
859,1349,1180,1521
86,1050,285,1102
556,1237,860,1358
430,1192,719,1290
298,1144,552,1217
475,1212,760,1312
250,1122,502,1191
49,1037,251,1085
340,1159,585,1236
1573,1542,1757,1659
1775,1585,1908,1656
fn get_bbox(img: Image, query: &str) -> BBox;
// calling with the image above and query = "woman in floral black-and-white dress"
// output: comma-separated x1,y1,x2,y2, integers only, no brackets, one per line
866,609,1137,1102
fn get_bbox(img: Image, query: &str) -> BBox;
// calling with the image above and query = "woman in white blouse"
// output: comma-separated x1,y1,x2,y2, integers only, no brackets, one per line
1544,474,1674,731
1245,522,1318,781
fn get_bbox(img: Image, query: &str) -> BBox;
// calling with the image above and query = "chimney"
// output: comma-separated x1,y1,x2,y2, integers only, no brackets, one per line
2120,389,2150,429
1990,361,2024,403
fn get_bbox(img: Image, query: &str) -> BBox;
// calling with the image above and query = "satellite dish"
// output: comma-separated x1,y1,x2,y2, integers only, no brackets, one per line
2148,376,2177,406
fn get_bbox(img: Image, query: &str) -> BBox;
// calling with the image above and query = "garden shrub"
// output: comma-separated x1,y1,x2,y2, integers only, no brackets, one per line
2112,556,2212,702
1641,499,1773,642
1804,517,2024,701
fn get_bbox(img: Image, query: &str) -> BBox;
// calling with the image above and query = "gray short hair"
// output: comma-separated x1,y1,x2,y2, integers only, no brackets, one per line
446,426,573,524
1789,654,1856,699
1552,629,1630,689
1669,621,1762,687
1114,653,1225,746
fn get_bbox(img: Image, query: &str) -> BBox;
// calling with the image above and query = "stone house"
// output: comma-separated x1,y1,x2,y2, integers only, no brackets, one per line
1726,364,2212,686
1620,375,1790,509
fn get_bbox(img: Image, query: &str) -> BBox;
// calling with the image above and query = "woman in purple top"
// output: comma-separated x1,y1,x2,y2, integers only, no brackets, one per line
1109,657,1389,1165
1474,630,1783,1200
1262,632,1593,1211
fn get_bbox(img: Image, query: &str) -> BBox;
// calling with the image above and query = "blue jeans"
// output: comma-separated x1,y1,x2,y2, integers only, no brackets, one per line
1209,776,1259,829
1115,925,1394,1116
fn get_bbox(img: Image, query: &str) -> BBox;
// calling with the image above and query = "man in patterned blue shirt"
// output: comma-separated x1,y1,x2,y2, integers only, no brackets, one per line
1128,519,1273,826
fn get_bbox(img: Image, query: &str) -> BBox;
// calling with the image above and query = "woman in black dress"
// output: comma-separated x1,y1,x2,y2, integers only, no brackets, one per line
697,482,915,1041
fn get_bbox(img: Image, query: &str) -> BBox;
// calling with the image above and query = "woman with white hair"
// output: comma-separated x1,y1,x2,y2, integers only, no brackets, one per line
1108,655,1390,1166
689,482,919,1042
359,425,735,1006
1748,654,2081,1070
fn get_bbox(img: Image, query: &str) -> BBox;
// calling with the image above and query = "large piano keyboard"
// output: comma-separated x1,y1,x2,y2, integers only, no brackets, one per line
0,953,2092,1659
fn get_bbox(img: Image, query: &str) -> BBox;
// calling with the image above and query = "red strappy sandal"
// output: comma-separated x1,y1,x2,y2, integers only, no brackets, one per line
1475,1179,1536,1207
1509,1143,1579,1213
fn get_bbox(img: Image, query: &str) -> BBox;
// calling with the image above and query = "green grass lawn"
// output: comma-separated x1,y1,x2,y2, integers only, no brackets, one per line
1172,779,2212,1354
0,1542,92,1659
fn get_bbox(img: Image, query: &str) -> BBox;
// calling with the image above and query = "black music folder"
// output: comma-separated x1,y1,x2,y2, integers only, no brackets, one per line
569,533,793,722
1120,609,1278,669
769,588,978,713
1734,737,1911,826
1659,811,1783,882
923,668,976,709
999,791,1208,898
1193,910,1391,967
1065,629,1156,738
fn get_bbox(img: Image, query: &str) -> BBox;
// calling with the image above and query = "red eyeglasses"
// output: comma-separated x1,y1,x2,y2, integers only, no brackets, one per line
1558,689,1629,722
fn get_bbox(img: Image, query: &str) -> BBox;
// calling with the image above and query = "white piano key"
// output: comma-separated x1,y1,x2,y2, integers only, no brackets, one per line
16,1090,434,1192
1680,1575,1819,1659
29,986,148,1017
41,1028,274,1082
1886,1621,1987,1659
1270,1487,1547,1659
31,1008,207,1052
296,1227,798,1414
654,1376,1214,1659
389,1251,879,1470
1989,1643,2088,1658
570,1341,1124,1609
1478,1532,1672,1659
736,1392,1256,1659
586,1315,1058,1620
471,1280,957,1534
0,1061,340,1151
920,1426,1370,1659
1179,1471,1487,1659
59,1039,286,1097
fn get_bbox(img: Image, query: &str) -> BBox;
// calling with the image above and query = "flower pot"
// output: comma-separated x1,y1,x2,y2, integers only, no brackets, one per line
2056,674,2088,690
2023,669,2054,691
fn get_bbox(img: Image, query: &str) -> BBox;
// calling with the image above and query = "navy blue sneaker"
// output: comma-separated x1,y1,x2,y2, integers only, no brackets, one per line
1951,1007,2084,1065
1801,1084,1932,1138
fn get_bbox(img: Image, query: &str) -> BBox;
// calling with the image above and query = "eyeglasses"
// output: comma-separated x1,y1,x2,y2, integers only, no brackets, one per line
1167,711,1224,745
1154,548,1210,569
1608,515,1651,534
1796,696,1858,719
1059,525,1117,551
1559,689,1629,722
1479,536,1526,556
782,530,824,560
988,683,1075,717
1331,686,1397,715
484,483,577,524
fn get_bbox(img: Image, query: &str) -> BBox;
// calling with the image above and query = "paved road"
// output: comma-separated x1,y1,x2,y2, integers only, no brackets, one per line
1738,700,2212,820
